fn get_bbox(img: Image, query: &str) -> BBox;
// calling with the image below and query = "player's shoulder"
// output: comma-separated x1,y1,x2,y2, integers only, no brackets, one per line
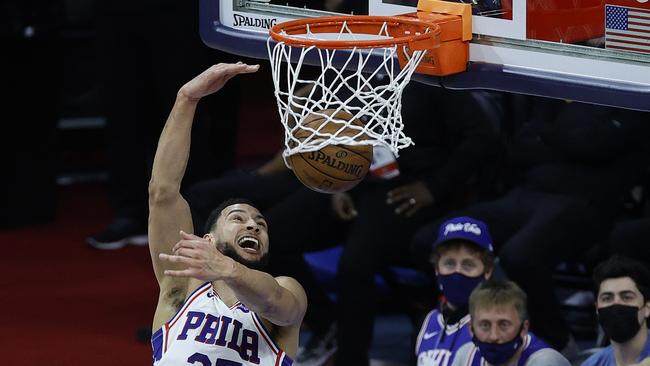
274,275,308,314
274,275,302,287
275,276,306,297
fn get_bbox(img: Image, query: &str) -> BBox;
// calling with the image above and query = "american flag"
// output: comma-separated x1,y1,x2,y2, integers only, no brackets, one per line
605,4,650,54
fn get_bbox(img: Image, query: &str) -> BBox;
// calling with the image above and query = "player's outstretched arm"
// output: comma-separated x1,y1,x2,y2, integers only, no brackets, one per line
161,231,308,327
148,63,259,285
224,269,307,327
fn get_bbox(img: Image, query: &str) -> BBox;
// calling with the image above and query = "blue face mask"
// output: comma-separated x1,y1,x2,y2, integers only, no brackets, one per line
437,272,484,307
472,327,523,365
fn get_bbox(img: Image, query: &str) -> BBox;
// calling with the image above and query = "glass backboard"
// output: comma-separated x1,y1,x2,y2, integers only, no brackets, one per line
200,0,650,111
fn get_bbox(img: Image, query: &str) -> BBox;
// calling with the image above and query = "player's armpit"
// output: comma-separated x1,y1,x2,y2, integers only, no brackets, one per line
158,275,194,304
151,277,198,333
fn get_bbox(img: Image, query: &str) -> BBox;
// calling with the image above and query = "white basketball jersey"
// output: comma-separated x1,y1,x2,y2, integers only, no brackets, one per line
152,282,293,366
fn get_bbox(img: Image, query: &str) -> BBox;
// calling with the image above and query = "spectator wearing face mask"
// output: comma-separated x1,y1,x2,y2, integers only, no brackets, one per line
452,280,570,366
415,217,496,366
582,256,650,366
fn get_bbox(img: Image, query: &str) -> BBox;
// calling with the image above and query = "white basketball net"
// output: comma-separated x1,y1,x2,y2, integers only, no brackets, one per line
267,19,430,161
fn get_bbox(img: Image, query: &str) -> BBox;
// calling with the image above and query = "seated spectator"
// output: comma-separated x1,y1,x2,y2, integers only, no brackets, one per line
412,98,650,353
582,256,650,366
416,216,495,366
452,280,570,366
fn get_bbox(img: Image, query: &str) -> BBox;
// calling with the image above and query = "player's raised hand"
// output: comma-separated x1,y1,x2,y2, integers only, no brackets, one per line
179,62,259,102
159,230,237,282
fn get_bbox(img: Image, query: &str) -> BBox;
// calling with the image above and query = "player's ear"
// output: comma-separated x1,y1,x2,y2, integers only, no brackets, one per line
203,233,214,242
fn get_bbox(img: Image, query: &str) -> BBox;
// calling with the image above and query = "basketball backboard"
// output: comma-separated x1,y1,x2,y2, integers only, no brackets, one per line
201,0,650,111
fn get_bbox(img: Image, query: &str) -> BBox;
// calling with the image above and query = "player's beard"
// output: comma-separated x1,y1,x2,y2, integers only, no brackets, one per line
217,240,270,271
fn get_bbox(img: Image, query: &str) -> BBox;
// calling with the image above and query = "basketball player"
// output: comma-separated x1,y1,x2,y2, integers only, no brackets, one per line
148,62,308,365
451,280,569,366
416,217,495,366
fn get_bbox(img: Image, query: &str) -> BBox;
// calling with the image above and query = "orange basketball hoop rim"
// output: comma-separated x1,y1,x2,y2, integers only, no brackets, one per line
270,15,442,51
269,0,472,76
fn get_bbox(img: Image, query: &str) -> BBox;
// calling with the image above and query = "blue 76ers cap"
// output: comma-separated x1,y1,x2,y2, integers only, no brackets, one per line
433,216,494,253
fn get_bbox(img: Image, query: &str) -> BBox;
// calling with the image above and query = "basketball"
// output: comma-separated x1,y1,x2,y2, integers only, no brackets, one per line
287,109,373,194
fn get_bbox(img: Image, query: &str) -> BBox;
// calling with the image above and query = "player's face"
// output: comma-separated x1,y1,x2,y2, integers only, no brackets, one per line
213,204,270,265
436,246,490,278
471,304,528,344
597,277,650,320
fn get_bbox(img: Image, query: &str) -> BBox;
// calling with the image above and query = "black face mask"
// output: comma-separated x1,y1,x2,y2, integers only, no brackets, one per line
597,304,643,343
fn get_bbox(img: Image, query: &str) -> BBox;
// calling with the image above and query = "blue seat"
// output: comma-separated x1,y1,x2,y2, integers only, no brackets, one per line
303,245,431,301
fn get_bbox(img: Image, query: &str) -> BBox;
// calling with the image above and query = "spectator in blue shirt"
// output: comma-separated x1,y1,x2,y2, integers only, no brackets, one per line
582,256,650,366
415,216,495,366
453,280,570,366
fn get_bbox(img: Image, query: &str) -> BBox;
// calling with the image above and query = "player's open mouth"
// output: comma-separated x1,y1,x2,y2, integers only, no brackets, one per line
237,236,259,253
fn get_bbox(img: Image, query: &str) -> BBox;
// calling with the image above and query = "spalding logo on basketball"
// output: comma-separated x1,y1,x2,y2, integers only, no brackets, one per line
287,109,373,194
